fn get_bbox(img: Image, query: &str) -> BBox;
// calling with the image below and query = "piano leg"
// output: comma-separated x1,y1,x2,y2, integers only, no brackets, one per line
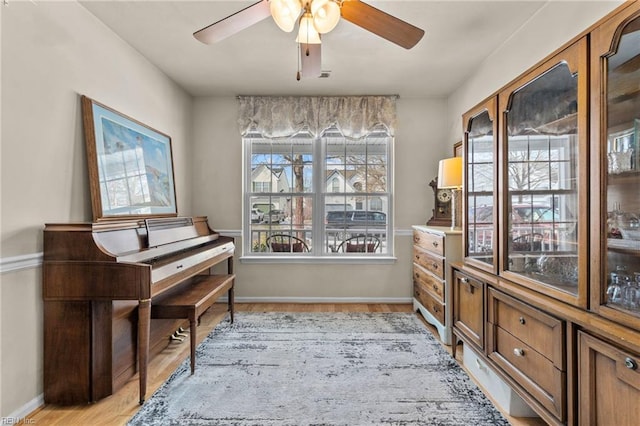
189,315,197,375
138,298,151,404
228,285,235,324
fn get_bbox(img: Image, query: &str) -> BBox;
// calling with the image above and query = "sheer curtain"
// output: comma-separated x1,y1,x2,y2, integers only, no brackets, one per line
237,95,397,138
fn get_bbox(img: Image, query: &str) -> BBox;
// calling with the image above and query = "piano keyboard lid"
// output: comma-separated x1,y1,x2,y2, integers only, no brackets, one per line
116,217,221,264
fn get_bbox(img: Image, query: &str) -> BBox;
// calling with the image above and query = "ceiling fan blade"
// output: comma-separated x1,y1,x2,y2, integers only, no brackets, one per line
194,0,271,44
299,43,322,79
340,0,425,49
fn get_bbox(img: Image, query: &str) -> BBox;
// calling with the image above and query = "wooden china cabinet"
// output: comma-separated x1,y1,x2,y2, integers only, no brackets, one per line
452,2,640,425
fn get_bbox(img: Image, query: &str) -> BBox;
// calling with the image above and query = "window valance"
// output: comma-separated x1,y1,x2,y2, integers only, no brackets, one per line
237,95,397,139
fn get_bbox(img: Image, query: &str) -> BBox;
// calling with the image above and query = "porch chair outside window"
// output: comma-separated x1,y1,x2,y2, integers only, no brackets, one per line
336,235,381,253
266,234,310,252
512,233,544,252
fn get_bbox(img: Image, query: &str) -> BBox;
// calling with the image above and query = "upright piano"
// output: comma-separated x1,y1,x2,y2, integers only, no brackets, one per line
42,216,234,405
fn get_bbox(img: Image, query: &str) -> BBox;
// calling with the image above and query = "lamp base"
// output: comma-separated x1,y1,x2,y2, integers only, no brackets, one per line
450,189,462,231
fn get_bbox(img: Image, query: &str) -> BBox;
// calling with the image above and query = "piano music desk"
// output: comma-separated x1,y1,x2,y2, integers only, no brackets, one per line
151,274,235,375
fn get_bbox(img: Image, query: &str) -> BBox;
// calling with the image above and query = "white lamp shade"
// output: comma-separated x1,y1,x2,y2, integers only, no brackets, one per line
437,157,463,189
296,13,322,44
270,0,302,33
311,0,340,34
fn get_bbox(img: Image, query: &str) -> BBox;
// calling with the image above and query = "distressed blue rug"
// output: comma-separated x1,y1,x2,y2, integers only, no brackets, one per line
129,312,508,425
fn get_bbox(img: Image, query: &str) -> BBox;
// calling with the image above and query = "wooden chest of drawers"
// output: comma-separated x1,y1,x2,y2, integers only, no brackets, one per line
412,225,462,345
487,288,566,420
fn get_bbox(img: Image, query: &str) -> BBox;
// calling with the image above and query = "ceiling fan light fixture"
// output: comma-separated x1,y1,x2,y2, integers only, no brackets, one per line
270,0,302,33
311,0,340,34
295,12,322,44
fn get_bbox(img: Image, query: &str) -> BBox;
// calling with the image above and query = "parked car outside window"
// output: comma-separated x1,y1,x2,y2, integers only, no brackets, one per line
250,208,264,223
265,209,285,223
326,210,387,230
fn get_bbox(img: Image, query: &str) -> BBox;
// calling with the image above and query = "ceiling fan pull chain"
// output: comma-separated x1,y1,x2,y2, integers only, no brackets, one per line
296,40,302,81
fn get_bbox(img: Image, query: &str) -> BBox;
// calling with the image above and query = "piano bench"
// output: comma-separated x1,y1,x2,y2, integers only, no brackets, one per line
151,274,235,374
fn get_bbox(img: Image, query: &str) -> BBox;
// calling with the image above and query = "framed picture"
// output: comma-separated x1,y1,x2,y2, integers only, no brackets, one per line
454,141,462,157
81,95,177,221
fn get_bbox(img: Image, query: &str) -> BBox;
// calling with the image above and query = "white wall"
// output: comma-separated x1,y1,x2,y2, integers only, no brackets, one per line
446,0,624,143
0,1,192,417
191,96,450,300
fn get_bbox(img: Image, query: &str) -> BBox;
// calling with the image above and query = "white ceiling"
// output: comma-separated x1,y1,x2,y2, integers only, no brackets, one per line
79,1,547,98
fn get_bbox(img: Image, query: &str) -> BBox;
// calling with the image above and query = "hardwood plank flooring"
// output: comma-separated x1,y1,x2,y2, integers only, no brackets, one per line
26,303,546,425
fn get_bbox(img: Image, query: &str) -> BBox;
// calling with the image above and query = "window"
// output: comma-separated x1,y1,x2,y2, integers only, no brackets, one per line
244,126,393,257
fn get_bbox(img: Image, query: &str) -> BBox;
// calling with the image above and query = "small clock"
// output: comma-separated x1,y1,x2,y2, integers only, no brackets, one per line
437,188,452,203
427,178,452,227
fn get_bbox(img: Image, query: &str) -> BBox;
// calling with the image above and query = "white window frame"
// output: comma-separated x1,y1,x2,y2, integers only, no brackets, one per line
241,127,394,263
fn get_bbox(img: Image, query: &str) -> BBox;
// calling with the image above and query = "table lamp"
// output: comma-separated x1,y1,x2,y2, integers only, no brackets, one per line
438,157,463,230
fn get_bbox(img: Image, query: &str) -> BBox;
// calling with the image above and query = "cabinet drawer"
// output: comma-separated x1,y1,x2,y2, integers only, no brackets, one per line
413,230,444,256
413,246,445,279
414,285,445,325
490,326,565,419
488,288,564,368
413,263,444,301
453,271,484,349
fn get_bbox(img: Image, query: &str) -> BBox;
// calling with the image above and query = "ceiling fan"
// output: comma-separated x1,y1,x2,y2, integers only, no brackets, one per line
193,0,425,80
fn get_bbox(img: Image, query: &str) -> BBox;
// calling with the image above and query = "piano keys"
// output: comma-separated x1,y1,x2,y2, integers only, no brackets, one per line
42,216,234,405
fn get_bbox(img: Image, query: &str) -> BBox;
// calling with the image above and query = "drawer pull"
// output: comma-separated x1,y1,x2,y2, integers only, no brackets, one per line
519,317,526,325
433,305,440,313
513,348,525,357
625,357,638,370
432,262,439,269
433,284,439,292
460,277,469,284
432,241,439,248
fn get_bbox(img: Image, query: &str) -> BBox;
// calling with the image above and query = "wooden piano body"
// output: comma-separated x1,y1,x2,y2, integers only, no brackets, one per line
42,216,234,405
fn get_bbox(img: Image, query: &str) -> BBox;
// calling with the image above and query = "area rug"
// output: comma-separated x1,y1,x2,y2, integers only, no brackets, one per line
128,312,508,425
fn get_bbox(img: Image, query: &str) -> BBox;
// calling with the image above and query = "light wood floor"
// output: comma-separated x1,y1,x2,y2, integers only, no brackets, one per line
27,303,547,425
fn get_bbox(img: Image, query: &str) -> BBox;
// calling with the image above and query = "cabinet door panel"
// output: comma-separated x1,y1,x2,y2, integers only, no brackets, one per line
463,97,499,273
590,1,640,330
452,270,484,349
499,37,589,308
578,331,640,426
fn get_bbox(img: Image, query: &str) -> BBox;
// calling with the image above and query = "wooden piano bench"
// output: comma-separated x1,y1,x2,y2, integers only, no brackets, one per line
151,274,235,374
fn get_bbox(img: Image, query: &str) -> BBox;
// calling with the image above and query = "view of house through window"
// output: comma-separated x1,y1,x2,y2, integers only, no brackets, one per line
245,126,392,256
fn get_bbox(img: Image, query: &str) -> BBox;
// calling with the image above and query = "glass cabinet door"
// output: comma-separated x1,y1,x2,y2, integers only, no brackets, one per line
499,39,588,307
591,4,640,328
463,97,498,273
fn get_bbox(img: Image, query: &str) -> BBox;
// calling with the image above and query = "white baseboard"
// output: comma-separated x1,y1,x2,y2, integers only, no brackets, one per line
8,393,43,422
232,296,413,304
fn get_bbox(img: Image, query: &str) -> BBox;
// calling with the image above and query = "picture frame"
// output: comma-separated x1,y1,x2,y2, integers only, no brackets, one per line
454,141,462,157
81,95,177,221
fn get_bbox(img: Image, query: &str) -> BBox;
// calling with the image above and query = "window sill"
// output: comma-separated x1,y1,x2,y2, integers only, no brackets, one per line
239,255,397,265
